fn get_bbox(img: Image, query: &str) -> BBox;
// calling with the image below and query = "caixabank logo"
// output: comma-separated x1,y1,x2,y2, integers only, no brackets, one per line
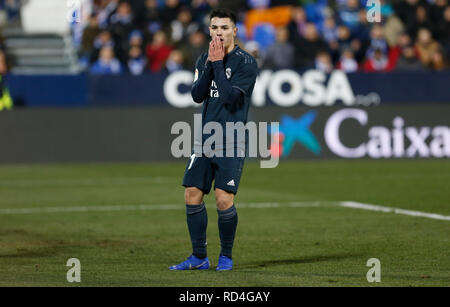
269,110,321,158
269,108,450,159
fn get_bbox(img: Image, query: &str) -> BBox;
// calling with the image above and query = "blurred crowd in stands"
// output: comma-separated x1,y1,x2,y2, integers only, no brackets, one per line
77,0,450,74
0,0,21,74
1,0,449,74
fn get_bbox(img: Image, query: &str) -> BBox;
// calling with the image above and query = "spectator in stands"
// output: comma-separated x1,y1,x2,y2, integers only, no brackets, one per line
350,37,368,65
389,31,412,67
128,45,147,75
293,23,328,69
0,49,8,75
415,27,441,67
127,30,144,52
429,48,448,70
287,6,308,43
351,9,370,42
430,0,448,26
90,46,123,74
73,0,448,74
379,0,395,18
91,30,115,63
190,0,216,25
135,0,161,33
329,25,357,64
394,0,421,38
164,49,185,73
80,14,102,65
181,30,208,70
146,30,173,72
363,47,395,72
336,25,352,54
247,0,270,9
395,44,425,71
94,30,115,49
109,1,134,63
321,16,338,44
338,0,361,32
337,49,359,72
436,5,450,58
315,51,333,73
93,0,119,29
1,0,20,23
219,0,245,14
398,32,414,50
160,0,182,28
170,7,200,47
366,24,389,60
406,5,434,40
383,8,405,47
262,26,294,70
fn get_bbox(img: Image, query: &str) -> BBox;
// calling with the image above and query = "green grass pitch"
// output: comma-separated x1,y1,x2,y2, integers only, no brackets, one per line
0,160,449,286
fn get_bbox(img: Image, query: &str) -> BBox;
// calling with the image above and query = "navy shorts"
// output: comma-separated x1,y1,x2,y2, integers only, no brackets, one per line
182,154,245,195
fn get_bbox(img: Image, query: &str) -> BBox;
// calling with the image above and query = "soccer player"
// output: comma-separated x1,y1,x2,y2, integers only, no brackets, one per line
169,8,258,271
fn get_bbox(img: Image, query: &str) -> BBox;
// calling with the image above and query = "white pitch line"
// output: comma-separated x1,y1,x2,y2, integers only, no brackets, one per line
340,201,450,221
0,204,181,215
1,201,448,222
0,202,327,215
0,176,174,188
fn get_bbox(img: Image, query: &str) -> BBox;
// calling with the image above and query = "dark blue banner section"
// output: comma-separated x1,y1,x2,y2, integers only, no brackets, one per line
345,71,450,104
88,73,168,106
4,70,450,108
5,74,90,107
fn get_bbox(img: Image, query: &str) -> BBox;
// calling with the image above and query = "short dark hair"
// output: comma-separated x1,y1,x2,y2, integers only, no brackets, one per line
209,8,237,25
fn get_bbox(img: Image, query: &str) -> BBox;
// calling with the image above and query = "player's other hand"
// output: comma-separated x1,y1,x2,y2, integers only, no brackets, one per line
208,36,225,62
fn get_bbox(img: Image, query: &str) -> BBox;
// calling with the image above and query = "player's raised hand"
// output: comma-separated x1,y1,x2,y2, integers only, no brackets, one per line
208,36,225,62
207,38,214,62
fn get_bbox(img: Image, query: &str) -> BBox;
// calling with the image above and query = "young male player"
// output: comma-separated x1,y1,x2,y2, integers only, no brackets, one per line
170,8,258,271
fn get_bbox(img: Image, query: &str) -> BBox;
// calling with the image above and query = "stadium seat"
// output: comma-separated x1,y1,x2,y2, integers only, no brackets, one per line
252,23,276,52
304,3,327,26
236,22,248,43
244,6,292,38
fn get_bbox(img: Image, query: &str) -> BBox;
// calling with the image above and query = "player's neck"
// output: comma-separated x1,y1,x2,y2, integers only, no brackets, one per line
225,43,237,55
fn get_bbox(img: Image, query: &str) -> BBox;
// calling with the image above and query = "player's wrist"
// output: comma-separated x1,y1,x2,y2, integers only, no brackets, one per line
211,60,224,65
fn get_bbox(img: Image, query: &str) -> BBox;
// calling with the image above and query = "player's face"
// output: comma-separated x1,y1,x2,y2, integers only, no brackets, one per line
209,17,237,51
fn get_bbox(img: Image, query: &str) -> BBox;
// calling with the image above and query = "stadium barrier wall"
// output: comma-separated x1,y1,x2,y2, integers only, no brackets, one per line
1,105,449,163
4,70,450,107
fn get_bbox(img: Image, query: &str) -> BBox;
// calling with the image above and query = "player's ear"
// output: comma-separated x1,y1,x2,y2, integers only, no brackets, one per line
208,25,213,39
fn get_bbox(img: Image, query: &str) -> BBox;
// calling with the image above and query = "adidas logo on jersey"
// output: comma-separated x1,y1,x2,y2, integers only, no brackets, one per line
227,180,235,186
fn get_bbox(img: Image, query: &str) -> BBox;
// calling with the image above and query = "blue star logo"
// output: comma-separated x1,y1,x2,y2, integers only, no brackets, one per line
271,111,321,157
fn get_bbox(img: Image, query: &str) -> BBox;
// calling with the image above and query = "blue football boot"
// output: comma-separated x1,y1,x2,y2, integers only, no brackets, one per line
216,255,233,271
169,255,210,270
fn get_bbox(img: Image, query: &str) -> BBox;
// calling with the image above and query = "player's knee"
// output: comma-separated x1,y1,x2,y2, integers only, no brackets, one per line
184,187,203,204
215,192,233,211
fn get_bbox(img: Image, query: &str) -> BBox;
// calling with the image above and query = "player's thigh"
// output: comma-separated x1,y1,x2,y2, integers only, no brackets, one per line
182,154,215,196
213,157,245,196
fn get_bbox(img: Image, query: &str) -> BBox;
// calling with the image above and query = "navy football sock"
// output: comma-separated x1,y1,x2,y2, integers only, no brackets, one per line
217,205,238,259
186,203,208,259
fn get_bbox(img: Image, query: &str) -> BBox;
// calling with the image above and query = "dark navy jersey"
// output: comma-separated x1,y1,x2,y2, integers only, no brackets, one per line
192,45,258,127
